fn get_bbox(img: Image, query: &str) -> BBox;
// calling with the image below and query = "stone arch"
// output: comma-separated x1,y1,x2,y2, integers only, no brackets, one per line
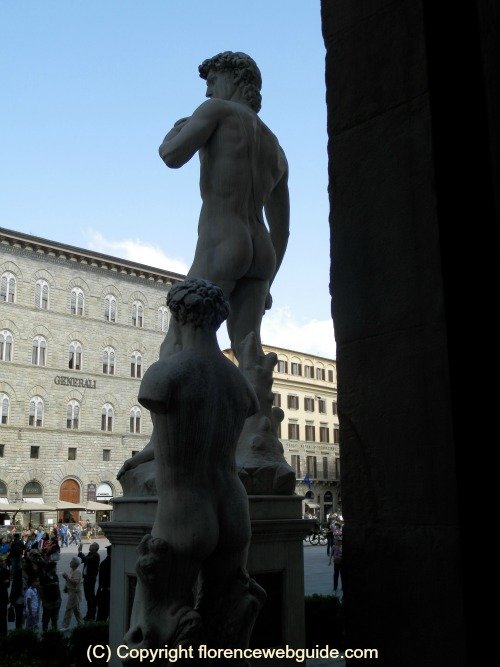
100,284,123,300
66,331,89,347
59,477,82,504
0,380,18,401
128,290,148,307
101,335,119,349
1,319,20,338
67,276,91,293
96,481,114,501
62,389,85,404
50,465,86,488
8,469,46,494
0,260,23,280
28,323,53,340
27,385,49,402
100,393,121,412
22,480,43,496
31,268,56,289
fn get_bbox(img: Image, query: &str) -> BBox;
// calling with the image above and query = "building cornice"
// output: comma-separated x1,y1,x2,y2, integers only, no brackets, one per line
0,226,185,285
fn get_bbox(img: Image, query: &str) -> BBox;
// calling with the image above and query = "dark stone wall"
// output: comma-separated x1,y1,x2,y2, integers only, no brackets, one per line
322,1,499,665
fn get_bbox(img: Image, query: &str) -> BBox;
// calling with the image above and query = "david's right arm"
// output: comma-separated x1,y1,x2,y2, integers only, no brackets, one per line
158,99,223,169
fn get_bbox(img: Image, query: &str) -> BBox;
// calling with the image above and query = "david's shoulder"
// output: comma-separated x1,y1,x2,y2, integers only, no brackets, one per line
194,98,234,117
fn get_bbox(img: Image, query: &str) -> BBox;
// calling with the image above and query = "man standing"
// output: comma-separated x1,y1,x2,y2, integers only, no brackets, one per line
77,541,100,621
61,557,83,630
158,51,289,360
59,523,68,548
95,545,111,622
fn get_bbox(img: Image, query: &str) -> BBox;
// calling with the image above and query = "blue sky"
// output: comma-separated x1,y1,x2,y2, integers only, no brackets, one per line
1,0,335,357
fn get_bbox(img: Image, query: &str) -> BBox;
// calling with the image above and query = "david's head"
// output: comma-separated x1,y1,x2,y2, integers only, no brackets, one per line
199,51,262,113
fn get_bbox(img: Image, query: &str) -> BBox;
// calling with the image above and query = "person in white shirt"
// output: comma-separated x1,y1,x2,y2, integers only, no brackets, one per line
61,557,83,630
24,576,41,630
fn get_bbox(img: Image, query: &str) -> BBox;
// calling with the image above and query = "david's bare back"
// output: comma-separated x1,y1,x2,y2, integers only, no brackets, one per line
159,51,289,356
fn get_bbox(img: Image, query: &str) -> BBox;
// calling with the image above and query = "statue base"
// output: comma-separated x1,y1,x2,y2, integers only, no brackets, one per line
102,495,310,666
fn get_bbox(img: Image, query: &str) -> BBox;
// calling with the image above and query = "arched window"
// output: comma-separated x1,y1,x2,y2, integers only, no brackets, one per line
130,351,142,379
29,396,44,427
69,341,82,370
23,480,42,497
102,347,115,375
35,280,49,309
130,406,141,434
32,335,47,366
66,400,80,429
104,294,117,322
0,272,16,303
0,480,7,496
70,287,84,315
0,394,9,425
0,330,13,362
132,300,144,327
101,403,114,432
158,306,170,333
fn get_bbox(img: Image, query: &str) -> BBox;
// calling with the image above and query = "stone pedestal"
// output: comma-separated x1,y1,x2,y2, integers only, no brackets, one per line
101,494,310,667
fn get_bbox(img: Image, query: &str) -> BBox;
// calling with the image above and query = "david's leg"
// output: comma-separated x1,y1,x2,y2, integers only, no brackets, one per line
227,277,269,360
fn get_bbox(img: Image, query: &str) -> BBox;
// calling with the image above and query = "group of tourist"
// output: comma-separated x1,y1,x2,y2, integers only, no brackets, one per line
0,528,111,635
325,512,343,597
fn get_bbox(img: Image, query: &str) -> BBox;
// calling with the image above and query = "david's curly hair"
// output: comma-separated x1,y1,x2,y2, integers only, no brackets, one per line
167,278,229,330
199,51,262,113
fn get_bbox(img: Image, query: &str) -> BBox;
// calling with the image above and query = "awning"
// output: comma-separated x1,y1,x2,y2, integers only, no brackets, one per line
85,500,113,511
54,500,87,510
305,501,320,508
15,501,57,511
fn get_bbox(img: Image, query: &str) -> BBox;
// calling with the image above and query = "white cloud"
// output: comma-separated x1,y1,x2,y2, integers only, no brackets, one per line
261,306,336,359
218,306,336,359
84,229,189,275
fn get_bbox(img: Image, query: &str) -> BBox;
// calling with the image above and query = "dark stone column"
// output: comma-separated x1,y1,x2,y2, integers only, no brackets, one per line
320,1,498,664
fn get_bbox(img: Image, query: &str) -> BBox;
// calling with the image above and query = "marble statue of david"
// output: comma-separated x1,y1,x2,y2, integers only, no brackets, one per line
158,51,289,360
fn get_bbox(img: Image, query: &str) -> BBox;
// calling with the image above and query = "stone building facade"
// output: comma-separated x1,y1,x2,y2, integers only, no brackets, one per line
225,345,340,522
0,226,184,527
0,225,340,528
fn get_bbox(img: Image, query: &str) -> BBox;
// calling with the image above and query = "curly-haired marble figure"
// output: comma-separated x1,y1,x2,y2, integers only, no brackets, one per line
158,51,289,360
119,279,266,654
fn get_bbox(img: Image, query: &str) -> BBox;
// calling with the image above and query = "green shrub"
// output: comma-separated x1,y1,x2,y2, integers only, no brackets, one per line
0,628,41,666
304,594,345,650
67,622,109,667
0,624,108,667
39,629,70,665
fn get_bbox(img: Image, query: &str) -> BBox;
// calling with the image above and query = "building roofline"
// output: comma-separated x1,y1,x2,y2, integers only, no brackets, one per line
223,344,336,364
0,226,186,282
